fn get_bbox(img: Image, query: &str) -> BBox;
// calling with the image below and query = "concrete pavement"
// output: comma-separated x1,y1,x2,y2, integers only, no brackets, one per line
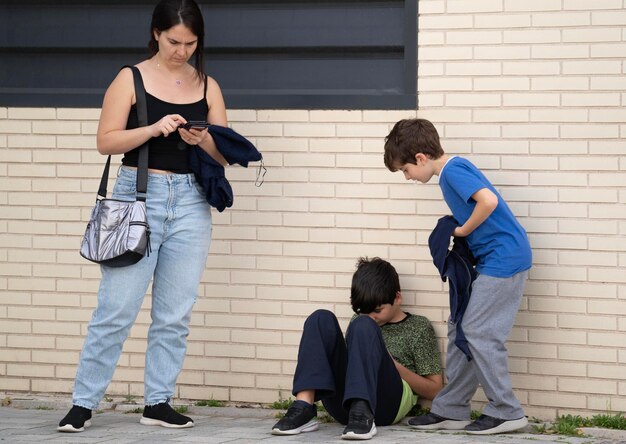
1,396,625,443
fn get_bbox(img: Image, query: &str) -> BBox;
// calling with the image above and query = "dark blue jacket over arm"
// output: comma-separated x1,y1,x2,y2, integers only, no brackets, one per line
188,125,262,212
428,215,477,361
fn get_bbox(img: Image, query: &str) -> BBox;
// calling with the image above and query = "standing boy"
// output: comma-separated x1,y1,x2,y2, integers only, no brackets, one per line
271,257,442,440
383,119,532,435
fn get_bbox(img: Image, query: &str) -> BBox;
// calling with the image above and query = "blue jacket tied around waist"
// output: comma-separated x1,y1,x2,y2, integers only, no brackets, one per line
188,125,263,212
428,215,477,361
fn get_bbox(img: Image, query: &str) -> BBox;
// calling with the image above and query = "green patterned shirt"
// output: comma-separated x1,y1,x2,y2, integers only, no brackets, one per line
380,312,442,377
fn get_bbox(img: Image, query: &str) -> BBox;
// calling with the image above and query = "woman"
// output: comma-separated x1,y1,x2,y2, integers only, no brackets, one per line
58,0,226,432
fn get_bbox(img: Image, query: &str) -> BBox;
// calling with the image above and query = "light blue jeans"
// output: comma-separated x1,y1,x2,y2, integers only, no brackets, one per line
73,166,212,409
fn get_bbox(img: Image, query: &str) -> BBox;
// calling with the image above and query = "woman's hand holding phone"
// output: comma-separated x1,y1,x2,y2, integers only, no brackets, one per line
178,121,209,147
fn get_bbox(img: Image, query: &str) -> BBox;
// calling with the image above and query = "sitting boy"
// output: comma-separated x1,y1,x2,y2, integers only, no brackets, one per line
271,257,442,440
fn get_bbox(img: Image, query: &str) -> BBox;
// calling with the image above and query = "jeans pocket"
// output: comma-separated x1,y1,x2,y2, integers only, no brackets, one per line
112,177,137,200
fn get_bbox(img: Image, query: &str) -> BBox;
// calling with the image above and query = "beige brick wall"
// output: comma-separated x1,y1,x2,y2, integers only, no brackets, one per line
1,1,625,419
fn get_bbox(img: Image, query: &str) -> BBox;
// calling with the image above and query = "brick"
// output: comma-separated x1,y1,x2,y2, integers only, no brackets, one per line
530,76,593,91
257,286,307,301
511,374,557,391
32,350,79,365
0,377,30,391
231,326,285,345
0,120,31,133
589,204,626,219
532,109,589,123
8,275,58,291
56,135,96,150
590,140,626,155
588,363,625,379
559,218,617,235
509,343,557,359
7,363,54,377
283,123,334,138
562,93,620,107
560,250,617,266
230,122,282,137
564,60,622,75
445,93,501,107
560,378,616,395
503,93,560,107
231,388,279,404
283,272,334,288
532,12,591,27
504,29,560,44
503,61,560,76
595,78,626,95
530,392,587,409
228,109,256,122
590,108,626,123
257,110,308,122
560,189,618,204
564,0,622,9
588,395,626,412
560,345,617,363
589,299,626,316
592,10,626,25
283,242,334,258
528,172,583,187
474,13,531,28
256,256,307,272
504,0,561,11
7,134,56,149
589,268,626,283
256,137,308,153
419,76,473,91
515,312,557,328
446,30,502,45
362,110,415,123
419,15,473,29
310,110,362,122
32,120,81,134
528,297,586,313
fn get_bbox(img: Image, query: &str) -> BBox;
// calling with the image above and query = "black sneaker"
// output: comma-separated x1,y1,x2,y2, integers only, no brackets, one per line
341,399,377,440
57,405,92,432
272,400,319,435
465,414,528,435
408,412,470,430
140,402,194,428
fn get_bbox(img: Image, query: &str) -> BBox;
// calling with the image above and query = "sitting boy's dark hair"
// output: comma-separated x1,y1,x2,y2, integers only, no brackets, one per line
384,118,444,171
350,257,401,314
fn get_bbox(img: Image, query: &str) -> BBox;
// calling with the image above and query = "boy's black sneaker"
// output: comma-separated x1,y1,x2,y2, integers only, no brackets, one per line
341,399,377,440
465,414,528,435
408,412,471,430
57,405,92,432
271,400,319,435
140,402,194,428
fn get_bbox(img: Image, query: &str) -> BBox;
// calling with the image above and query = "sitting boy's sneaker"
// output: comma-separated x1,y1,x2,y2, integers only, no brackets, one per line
272,400,319,435
57,405,92,432
140,402,194,428
341,399,377,440
408,412,470,430
465,414,528,435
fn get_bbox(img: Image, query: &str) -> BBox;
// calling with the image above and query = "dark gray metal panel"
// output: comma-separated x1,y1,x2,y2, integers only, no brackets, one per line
0,0,416,109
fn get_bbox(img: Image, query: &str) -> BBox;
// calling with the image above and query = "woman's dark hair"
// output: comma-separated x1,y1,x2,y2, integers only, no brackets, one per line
148,0,205,80
383,118,444,171
350,257,400,314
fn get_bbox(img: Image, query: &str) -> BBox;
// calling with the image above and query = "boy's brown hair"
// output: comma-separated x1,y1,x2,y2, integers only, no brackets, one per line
383,118,445,171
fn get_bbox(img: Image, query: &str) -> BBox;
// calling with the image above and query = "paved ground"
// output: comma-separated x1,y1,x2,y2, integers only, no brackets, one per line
1,396,625,443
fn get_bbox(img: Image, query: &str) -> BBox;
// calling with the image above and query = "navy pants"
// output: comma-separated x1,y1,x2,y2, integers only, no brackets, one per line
292,310,403,426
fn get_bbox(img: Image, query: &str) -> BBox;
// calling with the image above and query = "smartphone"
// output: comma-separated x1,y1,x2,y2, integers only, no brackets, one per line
181,120,210,130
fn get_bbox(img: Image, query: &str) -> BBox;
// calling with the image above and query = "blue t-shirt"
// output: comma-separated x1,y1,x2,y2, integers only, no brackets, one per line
439,156,532,277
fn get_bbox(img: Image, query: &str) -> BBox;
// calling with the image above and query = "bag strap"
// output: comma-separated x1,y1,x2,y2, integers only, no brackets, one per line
97,65,149,202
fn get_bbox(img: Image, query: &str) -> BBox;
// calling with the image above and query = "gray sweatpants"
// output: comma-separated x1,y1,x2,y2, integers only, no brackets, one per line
431,270,528,421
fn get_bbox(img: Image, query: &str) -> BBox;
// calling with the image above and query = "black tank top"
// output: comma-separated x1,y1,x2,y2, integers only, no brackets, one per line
122,73,209,173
